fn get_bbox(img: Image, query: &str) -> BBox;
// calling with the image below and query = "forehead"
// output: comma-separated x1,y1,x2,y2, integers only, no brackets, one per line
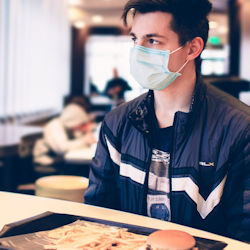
131,11,177,38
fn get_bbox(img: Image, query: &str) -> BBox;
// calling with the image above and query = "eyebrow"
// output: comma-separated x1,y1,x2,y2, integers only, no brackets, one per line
129,32,166,39
146,33,167,39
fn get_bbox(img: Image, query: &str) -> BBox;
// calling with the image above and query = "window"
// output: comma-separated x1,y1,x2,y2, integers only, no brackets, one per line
201,12,230,76
0,0,71,119
85,35,146,102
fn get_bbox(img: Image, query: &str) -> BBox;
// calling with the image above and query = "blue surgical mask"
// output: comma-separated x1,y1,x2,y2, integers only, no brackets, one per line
130,45,188,90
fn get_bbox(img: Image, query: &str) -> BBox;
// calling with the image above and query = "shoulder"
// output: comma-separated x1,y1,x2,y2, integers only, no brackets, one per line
103,92,147,132
204,82,249,119
202,82,250,141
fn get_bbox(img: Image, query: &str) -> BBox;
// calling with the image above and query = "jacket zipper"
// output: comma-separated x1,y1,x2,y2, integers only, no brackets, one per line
169,113,179,222
141,131,153,216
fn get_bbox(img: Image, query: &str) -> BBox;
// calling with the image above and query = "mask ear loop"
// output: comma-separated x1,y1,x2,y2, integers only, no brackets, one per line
169,46,183,54
177,60,189,73
169,46,189,73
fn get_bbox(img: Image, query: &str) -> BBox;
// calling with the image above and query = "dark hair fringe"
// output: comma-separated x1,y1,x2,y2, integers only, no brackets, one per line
122,0,212,26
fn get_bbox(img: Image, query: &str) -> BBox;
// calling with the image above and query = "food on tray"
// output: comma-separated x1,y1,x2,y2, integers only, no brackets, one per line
42,220,147,249
146,229,196,250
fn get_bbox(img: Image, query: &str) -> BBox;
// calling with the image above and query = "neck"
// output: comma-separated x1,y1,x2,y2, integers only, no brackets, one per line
153,65,196,127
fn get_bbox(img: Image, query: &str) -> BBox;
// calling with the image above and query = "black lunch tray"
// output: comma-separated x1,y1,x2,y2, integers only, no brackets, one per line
0,212,227,250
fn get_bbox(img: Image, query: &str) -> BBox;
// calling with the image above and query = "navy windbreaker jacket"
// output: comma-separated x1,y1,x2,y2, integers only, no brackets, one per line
84,79,250,242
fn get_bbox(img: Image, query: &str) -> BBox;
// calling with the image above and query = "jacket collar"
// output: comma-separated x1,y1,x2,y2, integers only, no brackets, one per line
128,75,206,134
128,90,153,135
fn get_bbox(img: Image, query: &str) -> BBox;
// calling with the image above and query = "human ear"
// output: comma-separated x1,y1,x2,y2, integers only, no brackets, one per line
186,37,204,60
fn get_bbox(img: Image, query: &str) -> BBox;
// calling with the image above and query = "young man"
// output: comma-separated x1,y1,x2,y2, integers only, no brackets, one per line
84,0,250,242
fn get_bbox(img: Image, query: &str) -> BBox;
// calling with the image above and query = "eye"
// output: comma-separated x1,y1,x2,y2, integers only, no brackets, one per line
131,37,137,43
149,38,159,45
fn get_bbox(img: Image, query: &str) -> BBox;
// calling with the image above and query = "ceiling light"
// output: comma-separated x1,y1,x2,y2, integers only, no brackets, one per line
68,7,85,22
68,0,83,6
92,15,103,24
209,21,218,29
218,26,228,34
73,20,86,29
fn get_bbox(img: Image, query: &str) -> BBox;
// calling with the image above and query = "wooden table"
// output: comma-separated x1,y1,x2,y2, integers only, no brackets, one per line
0,191,249,249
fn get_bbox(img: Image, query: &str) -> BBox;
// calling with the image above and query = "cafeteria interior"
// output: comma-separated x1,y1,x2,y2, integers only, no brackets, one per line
0,0,249,249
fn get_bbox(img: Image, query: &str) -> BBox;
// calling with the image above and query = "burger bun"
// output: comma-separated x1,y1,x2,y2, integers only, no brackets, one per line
147,229,196,250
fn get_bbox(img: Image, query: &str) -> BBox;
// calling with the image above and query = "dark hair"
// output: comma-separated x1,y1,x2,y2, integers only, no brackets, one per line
122,0,212,73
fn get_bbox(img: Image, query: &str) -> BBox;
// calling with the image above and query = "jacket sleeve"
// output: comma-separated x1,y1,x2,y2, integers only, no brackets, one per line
84,120,121,210
225,126,250,242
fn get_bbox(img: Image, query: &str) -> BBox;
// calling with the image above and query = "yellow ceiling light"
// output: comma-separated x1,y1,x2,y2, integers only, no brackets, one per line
92,15,103,24
218,26,228,34
68,0,83,6
209,21,218,29
73,20,86,29
68,6,85,23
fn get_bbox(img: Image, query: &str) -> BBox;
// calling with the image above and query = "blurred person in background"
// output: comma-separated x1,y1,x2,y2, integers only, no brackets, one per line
33,98,97,166
89,77,100,97
85,0,250,242
104,68,131,106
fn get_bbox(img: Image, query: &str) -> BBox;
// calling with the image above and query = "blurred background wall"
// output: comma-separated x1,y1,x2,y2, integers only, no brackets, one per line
0,0,71,123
